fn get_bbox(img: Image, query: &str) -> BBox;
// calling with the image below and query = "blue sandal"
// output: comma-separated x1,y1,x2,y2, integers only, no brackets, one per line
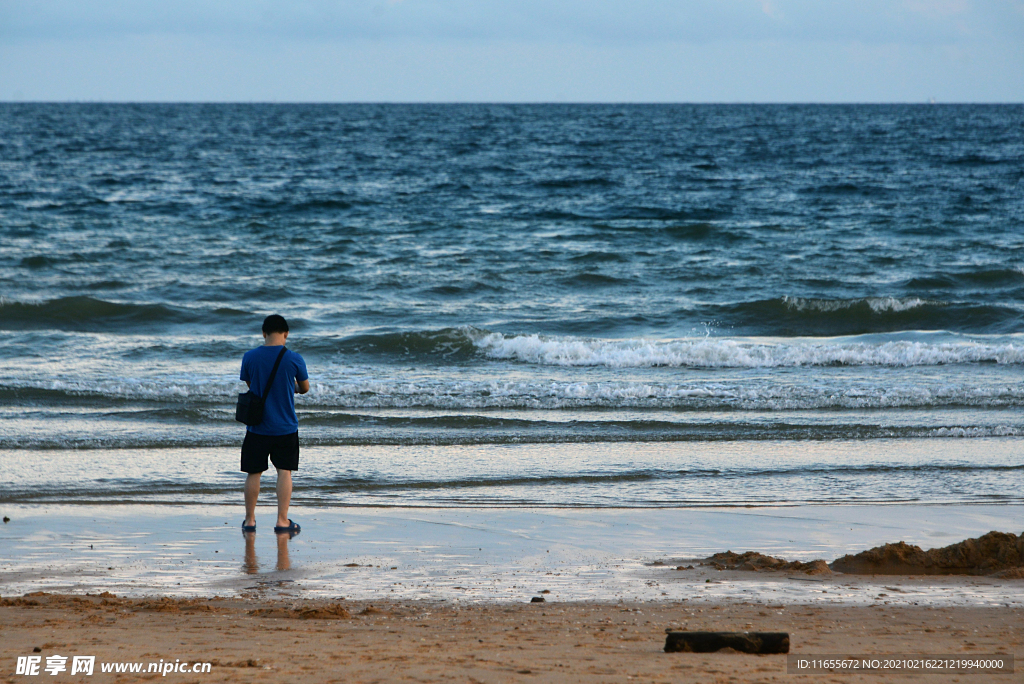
274,519,300,537
242,522,257,533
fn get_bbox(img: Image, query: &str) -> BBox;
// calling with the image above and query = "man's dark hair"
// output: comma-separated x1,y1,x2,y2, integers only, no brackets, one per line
262,314,289,335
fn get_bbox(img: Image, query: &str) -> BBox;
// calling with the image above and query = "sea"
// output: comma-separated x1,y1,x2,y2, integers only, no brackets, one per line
2,103,1023,513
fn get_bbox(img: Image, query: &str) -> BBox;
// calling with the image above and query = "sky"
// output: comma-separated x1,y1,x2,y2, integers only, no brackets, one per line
1,0,1022,102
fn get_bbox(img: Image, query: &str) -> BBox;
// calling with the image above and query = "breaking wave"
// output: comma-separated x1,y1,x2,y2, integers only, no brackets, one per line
724,297,1022,335
470,330,1024,368
5,375,1024,411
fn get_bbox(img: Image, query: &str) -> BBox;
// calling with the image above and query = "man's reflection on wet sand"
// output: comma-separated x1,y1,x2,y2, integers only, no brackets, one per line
275,531,291,571
241,530,292,573
243,531,258,574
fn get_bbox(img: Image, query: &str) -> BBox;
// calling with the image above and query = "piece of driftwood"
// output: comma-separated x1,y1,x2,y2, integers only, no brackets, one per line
664,631,789,654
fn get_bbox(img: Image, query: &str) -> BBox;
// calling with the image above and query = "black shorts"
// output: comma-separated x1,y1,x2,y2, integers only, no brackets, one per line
241,431,300,473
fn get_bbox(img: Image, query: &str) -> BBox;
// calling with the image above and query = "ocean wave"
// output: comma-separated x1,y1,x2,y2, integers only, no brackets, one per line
721,296,1023,335
0,296,258,332
522,205,731,223
780,295,931,313
663,223,745,242
309,327,1024,368
560,272,632,287
947,154,1006,166
4,400,1022,444
2,462,1021,506
8,322,1024,370
535,177,616,189
471,330,1024,368
6,375,1024,411
337,328,479,359
906,267,1024,290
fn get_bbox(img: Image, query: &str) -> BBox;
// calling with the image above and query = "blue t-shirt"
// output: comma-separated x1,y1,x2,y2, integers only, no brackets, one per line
240,345,309,436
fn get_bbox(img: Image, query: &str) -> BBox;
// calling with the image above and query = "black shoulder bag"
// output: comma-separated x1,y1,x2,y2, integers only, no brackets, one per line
235,346,288,426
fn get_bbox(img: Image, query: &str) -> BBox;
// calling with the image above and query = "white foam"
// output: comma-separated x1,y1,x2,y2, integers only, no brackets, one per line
930,425,1021,438
9,372,1024,411
308,377,1024,412
471,331,1024,368
782,295,932,313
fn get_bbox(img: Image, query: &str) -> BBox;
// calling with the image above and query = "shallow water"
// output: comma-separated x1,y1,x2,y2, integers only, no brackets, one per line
1,441,1020,508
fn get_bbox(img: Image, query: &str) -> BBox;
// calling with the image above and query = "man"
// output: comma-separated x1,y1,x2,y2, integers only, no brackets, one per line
240,314,309,536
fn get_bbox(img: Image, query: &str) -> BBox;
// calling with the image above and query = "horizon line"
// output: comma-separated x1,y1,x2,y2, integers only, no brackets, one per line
2,100,1022,106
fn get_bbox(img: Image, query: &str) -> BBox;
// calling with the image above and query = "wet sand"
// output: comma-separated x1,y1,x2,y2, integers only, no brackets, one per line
3,504,1022,604
1,593,1019,683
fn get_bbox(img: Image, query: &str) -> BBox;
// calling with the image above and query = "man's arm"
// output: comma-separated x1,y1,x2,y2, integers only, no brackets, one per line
294,354,310,394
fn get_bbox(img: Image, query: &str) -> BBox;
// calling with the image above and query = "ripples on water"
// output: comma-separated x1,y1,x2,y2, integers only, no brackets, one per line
1,104,1022,506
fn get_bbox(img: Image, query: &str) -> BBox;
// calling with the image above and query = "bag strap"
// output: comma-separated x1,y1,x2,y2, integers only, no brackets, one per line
259,346,289,399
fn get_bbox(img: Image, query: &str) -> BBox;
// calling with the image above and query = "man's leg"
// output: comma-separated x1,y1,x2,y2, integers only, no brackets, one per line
276,469,292,528
244,473,261,527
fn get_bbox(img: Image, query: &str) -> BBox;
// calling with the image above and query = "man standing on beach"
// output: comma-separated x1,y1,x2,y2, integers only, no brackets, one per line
240,315,309,536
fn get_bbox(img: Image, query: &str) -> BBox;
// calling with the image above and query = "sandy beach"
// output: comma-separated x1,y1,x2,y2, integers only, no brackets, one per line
3,503,1021,681
2,592,1020,683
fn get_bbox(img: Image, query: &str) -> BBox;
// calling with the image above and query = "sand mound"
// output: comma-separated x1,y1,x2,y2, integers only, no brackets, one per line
249,603,352,620
706,551,831,575
830,531,1024,576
